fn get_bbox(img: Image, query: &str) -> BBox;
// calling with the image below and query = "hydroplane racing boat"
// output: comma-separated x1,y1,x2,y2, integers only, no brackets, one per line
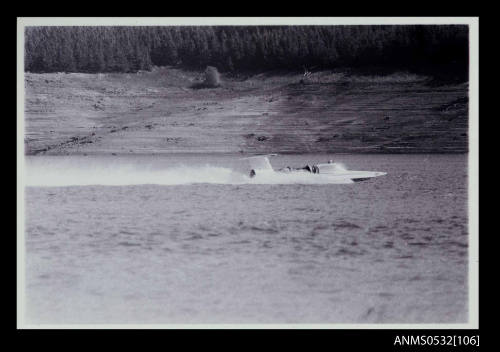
245,154,386,183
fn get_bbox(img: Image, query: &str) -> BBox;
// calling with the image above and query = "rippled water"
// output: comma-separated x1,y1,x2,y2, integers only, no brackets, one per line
23,154,468,324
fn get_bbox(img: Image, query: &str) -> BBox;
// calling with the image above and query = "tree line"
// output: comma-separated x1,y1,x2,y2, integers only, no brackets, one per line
25,25,468,76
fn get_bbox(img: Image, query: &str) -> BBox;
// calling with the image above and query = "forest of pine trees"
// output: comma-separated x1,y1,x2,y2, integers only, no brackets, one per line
24,26,469,78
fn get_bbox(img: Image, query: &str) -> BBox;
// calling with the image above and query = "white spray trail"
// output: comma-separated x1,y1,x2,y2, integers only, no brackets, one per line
24,159,354,187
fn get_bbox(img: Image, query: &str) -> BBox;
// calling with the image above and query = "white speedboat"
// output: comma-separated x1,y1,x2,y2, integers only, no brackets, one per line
245,154,386,183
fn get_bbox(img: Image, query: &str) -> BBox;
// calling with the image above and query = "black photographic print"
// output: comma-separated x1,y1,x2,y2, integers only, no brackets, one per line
17,17,478,329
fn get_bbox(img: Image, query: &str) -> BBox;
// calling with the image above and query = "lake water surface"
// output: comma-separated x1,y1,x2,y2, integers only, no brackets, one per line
23,153,468,324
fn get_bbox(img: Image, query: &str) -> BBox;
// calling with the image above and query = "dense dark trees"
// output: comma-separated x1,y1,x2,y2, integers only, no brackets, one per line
25,25,468,77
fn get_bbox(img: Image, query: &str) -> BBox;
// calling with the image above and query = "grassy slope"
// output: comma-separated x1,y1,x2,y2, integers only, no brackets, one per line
24,67,468,155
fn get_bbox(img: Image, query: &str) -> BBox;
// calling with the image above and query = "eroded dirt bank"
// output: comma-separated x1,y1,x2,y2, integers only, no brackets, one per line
24,67,468,155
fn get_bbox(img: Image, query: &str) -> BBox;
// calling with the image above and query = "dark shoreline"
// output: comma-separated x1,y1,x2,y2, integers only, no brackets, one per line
25,151,470,157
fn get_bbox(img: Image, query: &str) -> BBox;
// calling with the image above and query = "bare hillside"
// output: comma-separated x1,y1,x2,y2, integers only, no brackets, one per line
24,67,468,155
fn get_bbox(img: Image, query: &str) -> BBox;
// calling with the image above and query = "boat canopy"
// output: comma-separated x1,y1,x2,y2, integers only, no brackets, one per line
315,163,345,174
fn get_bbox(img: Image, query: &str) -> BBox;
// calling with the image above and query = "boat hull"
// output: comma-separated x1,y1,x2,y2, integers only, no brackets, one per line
250,169,387,183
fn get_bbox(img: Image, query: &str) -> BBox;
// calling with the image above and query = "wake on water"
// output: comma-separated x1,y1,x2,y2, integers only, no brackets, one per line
24,159,354,187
